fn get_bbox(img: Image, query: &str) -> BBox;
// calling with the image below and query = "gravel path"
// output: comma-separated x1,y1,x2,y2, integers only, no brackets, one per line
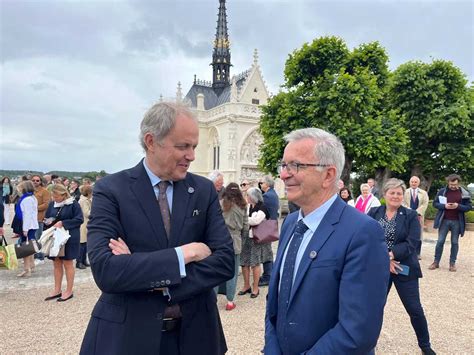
1,225,473,354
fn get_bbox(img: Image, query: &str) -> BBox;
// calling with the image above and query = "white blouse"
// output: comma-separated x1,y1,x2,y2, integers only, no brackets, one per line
21,195,39,232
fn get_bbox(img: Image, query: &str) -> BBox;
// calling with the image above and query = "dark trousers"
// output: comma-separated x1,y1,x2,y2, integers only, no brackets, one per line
160,329,180,354
261,260,273,283
388,277,431,348
78,242,88,264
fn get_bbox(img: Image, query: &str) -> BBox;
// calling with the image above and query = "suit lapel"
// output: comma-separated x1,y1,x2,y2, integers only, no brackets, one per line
289,198,345,305
169,178,193,247
395,207,406,242
129,162,168,249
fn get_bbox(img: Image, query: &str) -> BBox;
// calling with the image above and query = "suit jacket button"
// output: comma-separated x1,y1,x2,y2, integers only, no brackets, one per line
161,281,166,286
165,280,171,285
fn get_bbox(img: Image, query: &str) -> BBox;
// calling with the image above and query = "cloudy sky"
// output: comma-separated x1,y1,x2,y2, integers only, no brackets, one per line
1,0,472,173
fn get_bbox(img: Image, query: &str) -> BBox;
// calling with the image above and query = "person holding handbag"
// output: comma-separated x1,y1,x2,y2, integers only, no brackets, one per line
239,187,271,299
11,180,39,277
44,184,83,302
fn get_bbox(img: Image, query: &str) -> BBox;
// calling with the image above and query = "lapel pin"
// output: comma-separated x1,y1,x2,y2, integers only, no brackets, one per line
309,250,317,259
188,187,195,194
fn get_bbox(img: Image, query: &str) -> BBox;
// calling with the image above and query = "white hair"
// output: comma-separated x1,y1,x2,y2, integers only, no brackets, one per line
246,187,263,204
284,128,345,185
208,170,223,183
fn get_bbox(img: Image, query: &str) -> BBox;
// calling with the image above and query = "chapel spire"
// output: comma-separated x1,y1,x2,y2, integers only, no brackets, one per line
211,0,231,96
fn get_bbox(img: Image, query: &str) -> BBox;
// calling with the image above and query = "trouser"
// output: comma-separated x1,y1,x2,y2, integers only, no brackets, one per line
78,242,88,265
34,222,45,260
261,260,273,283
388,277,431,349
434,219,460,264
215,254,240,302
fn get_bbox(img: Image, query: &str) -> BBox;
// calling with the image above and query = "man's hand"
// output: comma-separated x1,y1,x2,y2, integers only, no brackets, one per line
446,202,458,210
0,227,4,236
109,237,131,255
181,242,211,264
54,221,63,228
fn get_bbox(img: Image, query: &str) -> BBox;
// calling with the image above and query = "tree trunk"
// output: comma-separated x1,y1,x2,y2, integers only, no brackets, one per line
341,158,352,186
375,168,391,191
410,165,434,193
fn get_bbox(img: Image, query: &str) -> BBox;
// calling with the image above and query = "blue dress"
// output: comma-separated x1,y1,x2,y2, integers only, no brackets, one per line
44,200,84,260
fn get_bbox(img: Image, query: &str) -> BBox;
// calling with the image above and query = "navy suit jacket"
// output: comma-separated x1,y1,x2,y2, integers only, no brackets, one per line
263,188,280,220
265,197,389,355
80,161,234,355
367,205,422,280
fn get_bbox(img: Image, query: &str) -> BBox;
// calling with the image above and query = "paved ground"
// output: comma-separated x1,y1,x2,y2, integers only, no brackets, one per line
1,224,473,354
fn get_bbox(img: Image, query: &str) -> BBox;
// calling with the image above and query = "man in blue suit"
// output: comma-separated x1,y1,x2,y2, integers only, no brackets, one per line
264,128,389,355
80,102,234,354
259,175,280,286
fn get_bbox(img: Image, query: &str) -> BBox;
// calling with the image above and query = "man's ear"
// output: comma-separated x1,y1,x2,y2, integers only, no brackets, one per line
322,166,337,189
144,133,155,152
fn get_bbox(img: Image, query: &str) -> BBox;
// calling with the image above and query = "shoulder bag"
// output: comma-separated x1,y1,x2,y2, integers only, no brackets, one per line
252,219,279,244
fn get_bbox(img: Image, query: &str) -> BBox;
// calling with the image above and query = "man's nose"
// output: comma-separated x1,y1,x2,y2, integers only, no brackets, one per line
185,148,195,161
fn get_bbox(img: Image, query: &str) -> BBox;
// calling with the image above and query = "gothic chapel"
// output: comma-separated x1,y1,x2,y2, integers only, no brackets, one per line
178,0,270,184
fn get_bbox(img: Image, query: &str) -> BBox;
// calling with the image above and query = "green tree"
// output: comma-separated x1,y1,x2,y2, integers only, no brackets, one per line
389,60,474,191
259,36,408,184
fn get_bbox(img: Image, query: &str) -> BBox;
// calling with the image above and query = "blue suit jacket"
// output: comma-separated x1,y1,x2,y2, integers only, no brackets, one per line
265,197,389,355
368,205,422,280
80,161,234,355
263,188,280,220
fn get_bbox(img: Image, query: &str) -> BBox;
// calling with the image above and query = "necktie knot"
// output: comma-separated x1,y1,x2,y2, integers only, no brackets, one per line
158,181,169,194
295,220,309,236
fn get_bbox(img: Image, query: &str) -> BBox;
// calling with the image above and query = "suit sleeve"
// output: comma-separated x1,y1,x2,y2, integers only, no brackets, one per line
391,211,420,261
307,219,390,354
417,191,429,216
433,190,445,210
168,191,234,303
61,201,84,231
87,181,182,294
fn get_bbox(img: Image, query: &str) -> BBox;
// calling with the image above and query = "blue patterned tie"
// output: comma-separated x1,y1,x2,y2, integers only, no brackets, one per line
277,220,309,349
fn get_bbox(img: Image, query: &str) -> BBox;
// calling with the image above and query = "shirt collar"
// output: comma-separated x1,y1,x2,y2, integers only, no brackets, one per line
297,193,338,233
143,158,173,188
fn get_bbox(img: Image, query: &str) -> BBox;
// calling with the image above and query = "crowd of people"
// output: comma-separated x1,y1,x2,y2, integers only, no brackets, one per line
1,174,98,302
2,101,472,355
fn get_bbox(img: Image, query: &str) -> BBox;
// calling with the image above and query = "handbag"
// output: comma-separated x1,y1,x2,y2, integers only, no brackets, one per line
252,219,279,244
14,239,42,259
0,235,19,270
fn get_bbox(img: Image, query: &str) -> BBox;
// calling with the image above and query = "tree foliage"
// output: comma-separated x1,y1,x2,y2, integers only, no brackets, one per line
389,60,474,189
259,36,408,183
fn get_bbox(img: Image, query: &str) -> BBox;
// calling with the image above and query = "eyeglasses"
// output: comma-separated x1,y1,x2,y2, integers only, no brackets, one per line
240,183,248,187
32,179,41,182
277,162,330,174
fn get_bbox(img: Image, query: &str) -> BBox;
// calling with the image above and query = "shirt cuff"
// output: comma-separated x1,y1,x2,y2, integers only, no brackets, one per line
175,247,187,278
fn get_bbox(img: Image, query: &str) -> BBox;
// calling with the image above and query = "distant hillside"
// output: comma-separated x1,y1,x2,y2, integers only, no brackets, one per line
0,170,107,180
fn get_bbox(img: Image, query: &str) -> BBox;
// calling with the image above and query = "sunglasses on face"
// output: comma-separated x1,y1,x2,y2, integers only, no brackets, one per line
32,179,41,182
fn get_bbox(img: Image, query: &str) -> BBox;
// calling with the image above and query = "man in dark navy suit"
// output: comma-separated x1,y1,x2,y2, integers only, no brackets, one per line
80,102,234,355
265,128,389,354
259,175,280,286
